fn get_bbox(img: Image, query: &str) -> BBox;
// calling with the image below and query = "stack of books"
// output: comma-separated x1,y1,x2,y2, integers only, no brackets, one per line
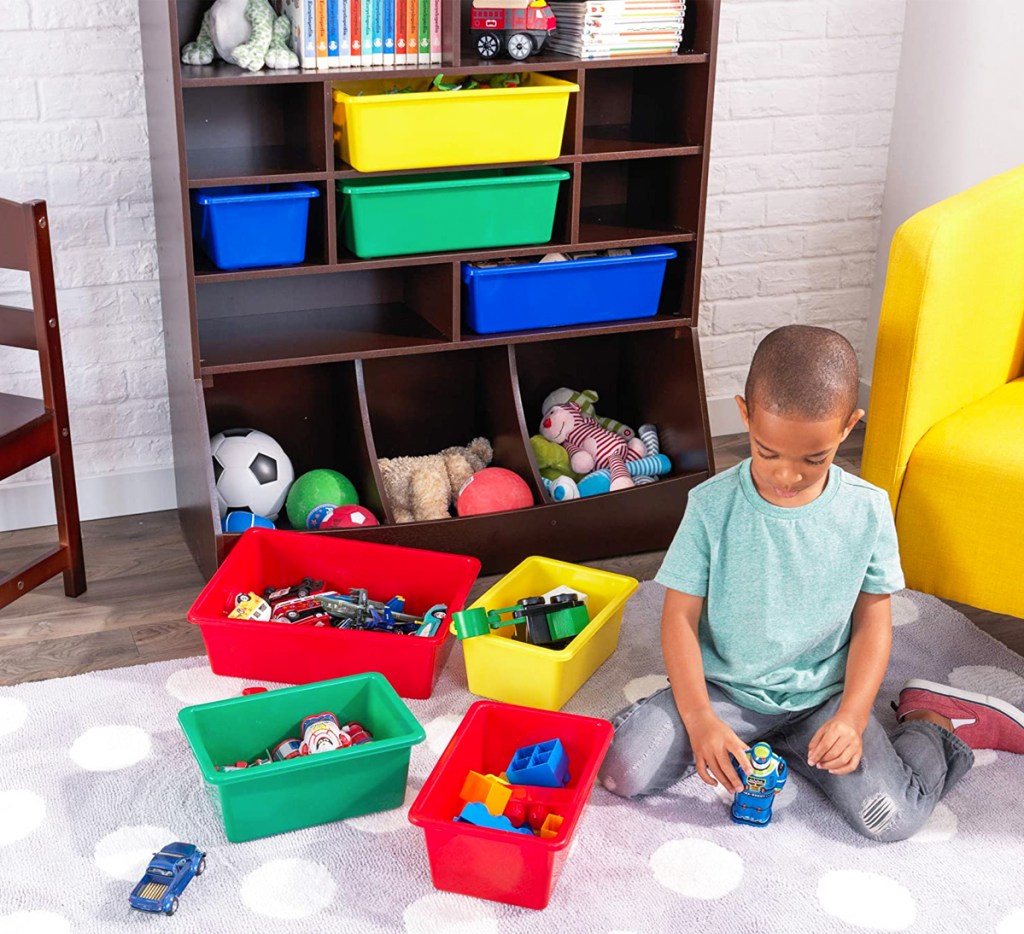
547,0,685,59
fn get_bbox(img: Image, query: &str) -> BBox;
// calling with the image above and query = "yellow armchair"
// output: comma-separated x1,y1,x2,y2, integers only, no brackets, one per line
862,165,1024,619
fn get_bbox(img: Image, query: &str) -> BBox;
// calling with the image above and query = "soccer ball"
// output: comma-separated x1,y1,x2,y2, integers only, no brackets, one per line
211,428,295,521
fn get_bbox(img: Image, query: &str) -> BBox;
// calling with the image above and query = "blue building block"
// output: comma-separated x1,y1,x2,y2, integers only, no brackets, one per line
453,802,533,835
505,739,570,788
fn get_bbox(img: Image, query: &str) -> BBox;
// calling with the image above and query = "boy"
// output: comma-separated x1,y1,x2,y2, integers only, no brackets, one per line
599,325,1024,841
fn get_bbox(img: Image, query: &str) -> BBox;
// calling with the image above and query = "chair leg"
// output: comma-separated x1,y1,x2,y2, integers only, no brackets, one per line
49,443,86,598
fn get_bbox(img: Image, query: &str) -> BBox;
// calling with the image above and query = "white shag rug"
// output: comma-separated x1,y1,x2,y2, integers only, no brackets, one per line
1,583,1023,934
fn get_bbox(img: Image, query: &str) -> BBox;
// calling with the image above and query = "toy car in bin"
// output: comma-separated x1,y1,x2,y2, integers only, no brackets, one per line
471,0,557,60
128,842,206,916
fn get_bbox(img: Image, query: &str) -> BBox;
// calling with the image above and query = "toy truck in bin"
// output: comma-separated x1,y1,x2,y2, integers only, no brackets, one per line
471,0,557,60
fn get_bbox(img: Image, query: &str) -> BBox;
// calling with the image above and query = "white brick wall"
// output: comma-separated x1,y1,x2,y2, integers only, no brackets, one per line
0,0,906,528
702,0,906,434
0,3,174,529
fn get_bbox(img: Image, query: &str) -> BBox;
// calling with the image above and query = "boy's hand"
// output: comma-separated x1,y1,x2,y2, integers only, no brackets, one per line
683,710,750,793
807,713,864,774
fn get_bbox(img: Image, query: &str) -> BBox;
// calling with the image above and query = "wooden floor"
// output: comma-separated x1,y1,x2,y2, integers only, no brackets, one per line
1,425,1021,684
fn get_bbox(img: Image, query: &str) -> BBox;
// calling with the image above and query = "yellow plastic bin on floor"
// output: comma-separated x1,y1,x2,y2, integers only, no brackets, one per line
454,556,638,710
332,74,578,171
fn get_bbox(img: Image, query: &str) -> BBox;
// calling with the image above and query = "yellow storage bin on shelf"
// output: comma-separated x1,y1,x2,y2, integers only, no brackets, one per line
453,556,638,711
331,73,578,172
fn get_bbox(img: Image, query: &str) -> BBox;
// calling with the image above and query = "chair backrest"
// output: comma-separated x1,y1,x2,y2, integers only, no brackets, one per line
0,198,69,416
862,165,1024,509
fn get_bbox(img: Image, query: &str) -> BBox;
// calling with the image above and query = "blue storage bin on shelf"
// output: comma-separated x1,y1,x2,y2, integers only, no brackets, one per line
462,245,677,334
192,183,320,271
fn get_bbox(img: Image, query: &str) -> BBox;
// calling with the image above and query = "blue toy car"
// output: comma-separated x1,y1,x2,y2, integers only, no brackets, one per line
128,842,206,916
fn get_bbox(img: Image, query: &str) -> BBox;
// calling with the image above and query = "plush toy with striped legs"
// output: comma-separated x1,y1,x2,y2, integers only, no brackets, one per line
540,402,648,491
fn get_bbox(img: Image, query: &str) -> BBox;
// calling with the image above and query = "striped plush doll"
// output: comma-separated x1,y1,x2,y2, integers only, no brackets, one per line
540,402,648,491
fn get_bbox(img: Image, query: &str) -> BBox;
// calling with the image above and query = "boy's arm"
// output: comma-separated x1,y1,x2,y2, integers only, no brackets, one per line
662,588,749,793
807,591,892,773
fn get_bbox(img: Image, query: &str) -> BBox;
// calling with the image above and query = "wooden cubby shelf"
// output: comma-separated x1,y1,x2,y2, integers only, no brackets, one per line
142,0,720,577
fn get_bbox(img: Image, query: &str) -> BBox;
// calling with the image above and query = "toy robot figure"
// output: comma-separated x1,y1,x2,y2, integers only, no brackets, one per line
731,742,787,826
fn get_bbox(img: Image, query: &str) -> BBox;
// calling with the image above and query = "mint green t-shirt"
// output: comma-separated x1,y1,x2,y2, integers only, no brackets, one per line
655,459,905,715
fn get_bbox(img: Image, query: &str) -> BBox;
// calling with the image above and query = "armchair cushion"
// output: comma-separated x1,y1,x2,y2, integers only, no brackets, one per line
896,378,1024,617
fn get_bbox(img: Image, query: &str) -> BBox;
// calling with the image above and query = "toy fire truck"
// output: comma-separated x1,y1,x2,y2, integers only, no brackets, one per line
470,0,557,61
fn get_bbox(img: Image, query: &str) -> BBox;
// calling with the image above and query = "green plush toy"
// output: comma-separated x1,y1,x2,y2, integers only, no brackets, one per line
182,0,299,72
530,435,583,483
541,387,637,440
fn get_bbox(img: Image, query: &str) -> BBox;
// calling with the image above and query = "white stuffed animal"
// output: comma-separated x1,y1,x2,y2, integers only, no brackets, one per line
182,0,299,72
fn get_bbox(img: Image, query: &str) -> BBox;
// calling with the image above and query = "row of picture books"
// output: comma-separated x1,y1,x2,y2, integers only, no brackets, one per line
283,0,443,67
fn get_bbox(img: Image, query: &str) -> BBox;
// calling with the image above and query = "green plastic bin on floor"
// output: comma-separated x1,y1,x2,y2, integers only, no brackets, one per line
337,166,570,258
177,672,425,842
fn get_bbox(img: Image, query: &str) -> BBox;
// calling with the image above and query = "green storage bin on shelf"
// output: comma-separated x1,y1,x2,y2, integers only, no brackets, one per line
177,672,425,842
337,166,570,259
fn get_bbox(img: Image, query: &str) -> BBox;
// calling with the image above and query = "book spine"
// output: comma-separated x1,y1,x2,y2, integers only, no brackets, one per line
401,0,413,66
326,0,341,66
286,0,318,68
395,0,407,63
384,0,396,64
350,0,362,62
315,0,329,68
429,0,441,64
418,0,430,63
338,0,351,65
372,0,384,64
361,0,373,65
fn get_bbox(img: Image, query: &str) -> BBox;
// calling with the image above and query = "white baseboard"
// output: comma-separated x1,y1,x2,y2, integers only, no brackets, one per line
709,378,873,439
0,465,178,532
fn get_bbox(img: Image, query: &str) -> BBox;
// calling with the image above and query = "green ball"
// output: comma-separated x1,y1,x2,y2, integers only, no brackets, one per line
286,469,359,528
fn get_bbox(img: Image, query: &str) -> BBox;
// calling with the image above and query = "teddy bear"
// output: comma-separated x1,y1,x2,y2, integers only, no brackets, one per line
541,387,637,440
540,403,647,491
181,0,299,72
378,438,493,523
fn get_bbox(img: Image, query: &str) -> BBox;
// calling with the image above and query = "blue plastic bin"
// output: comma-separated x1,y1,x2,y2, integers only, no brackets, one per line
192,184,320,271
462,245,677,334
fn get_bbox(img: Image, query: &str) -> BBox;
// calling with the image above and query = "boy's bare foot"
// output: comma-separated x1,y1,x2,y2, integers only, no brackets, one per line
894,679,1024,753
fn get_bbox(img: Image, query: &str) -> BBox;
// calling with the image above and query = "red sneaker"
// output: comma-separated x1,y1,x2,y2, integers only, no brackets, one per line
895,679,1024,754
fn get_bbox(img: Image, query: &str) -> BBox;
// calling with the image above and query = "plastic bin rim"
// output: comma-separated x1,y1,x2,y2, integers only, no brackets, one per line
193,184,321,206
462,244,678,281
448,556,639,658
187,528,482,648
177,672,426,785
339,167,571,196
407,699,613,850
332,74,579,104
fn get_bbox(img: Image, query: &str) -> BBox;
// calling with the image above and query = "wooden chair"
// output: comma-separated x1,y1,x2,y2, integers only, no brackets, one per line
0,198,86,609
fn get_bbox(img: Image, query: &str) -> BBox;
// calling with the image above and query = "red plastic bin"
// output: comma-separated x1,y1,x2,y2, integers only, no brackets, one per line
187,528,480,699
408,701,613,909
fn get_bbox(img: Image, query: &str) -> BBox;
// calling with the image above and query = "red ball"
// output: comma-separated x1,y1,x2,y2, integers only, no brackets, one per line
456,467,534,517
322,504,380,529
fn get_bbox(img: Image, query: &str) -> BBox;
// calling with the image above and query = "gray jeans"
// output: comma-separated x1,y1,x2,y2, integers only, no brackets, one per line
599,682,974,842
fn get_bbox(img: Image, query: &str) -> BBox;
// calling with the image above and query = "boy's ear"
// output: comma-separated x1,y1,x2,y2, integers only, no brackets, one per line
842,408,865,438
734,395,750,430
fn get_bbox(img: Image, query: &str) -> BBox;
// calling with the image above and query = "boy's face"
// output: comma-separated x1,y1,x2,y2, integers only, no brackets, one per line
734,396,863,508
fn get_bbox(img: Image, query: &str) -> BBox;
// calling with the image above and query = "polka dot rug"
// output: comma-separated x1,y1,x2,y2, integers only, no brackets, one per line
1,584,1022,933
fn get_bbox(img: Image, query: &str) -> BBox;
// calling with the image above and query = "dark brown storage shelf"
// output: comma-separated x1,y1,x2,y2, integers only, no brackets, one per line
179,53,710,88
333,155,577,177
198,305,451,374
457,314,691,348
579,140,702,160
218,470,708,571
188,150,328,186
204,362,388,526
142,0,720,577
195,265,454,373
